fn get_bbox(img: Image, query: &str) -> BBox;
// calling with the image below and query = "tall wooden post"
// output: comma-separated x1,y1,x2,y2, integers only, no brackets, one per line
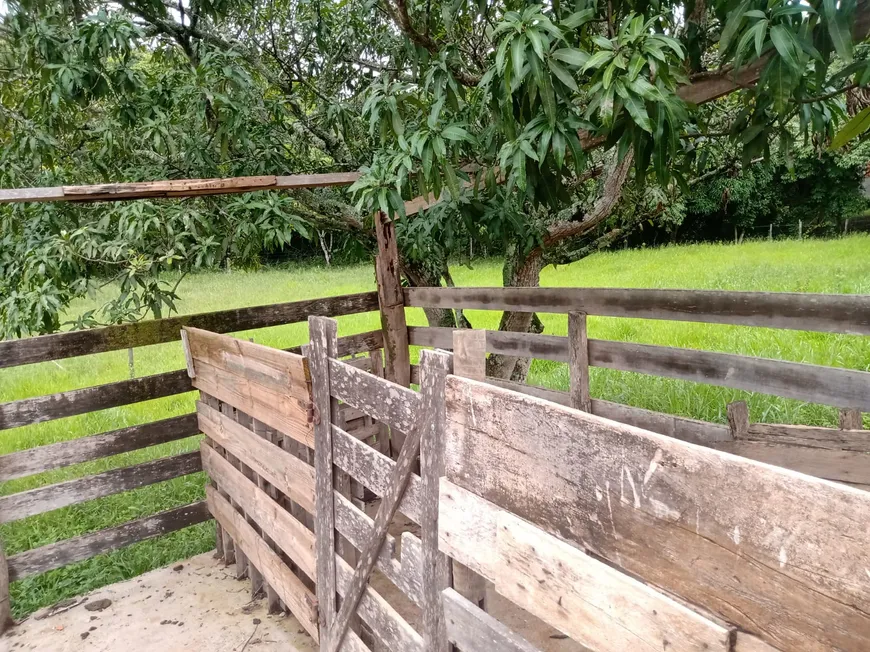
374,211,410,388
568,312,591,412
374,211,411,460
451,329,489,612
0,540,10,634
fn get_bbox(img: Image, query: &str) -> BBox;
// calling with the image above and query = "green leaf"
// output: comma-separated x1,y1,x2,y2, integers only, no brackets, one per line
552,47,589,67
561,8,595,28
824,0,853,62
743,9,767,18
518,138,539,161
548,58,579,91
628,52,646,80
831,106,870,149
593,35,614,50
442,124,471,141
765,54,795,114
511,35,528,83
720,0,750,51
770,25,800,71
602,60,618,89
583,49,615,72
616,85,652,132
527,29,546,60
737,20,768,62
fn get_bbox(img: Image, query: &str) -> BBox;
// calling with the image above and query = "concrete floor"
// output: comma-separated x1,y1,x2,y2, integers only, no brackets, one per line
3,553,316,652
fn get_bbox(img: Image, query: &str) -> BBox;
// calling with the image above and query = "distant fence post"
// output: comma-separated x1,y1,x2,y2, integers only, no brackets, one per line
451,329,489,613
839,408,863,430
0,540,10,633
568,312,591,412
798,220,802,240
727,401,750,438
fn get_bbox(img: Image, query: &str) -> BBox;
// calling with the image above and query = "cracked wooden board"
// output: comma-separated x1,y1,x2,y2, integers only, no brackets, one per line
442,375,870,651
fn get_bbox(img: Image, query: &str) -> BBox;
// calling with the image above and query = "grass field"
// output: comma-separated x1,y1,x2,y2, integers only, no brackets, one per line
3,235,870,617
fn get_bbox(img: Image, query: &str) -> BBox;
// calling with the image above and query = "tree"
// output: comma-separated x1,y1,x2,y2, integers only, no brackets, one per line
2,0,870,378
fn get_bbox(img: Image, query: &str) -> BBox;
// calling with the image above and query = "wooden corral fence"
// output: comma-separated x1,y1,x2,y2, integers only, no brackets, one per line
0,290,384,629
406,287,870,490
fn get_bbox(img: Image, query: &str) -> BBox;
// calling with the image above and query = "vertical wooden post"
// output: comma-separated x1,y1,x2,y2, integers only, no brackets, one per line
374,211,410,388
0,540,10,634
309,316,339,650
451,329,489,612
798,219,802,240
568,312,591,412
839,408,863,430
769,224,773,241
420,349,454,652
727,401,750,438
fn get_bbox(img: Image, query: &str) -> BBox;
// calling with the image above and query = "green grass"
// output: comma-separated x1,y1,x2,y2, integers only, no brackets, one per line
3,235,870,617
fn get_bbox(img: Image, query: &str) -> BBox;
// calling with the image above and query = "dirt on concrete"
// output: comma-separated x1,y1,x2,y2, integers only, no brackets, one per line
3,553,317,652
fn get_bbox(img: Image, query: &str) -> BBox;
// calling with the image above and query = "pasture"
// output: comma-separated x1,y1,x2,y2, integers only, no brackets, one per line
3,234,870,617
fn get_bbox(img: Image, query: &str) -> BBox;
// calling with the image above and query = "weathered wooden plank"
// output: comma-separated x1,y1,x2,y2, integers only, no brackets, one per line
7,501,210,581
206,487,319,641
442,588,542,652
193,361,314,448
0,541,9,634
420,351,454,652
711,440,870,485
0,172,360,205
0,291,379,369
327,351,447,652
840,408,863,430
328,358,421,433
374,211,411,389
442,376,870,651
410,326,870,410
332,492,423,605
568,312,591,411
334,555,423,652
197,401,315,513
0,451,202,524
185,327,311,400
727,401,750,437
0,369,192,431
404,287,870,335
452,330,486,380
308,316,339,649
332,424,423,523
744,422,870,451
0,413,199,481
497,505,732,652
200,444,316,578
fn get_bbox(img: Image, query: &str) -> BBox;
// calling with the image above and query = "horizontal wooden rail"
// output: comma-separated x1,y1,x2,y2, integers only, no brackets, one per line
7,501,210,582
0,172,361,204
405,287,870,335
0,370,192,431
0,413,199,481
0,291,379,369
408,326,870,410
0,451,202,524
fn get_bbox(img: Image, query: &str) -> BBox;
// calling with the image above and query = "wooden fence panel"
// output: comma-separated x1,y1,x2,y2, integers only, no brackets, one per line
405,286,870,335
441,375,870,651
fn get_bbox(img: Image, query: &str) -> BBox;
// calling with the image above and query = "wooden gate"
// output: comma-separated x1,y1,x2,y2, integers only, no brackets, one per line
183,326,321,640
434,371,870,652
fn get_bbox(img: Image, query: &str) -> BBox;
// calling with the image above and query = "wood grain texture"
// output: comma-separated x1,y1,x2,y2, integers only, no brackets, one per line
568,312,591,412
497,506,732,652
0,541,9,634
207,486,319,641
419,350,454,652
442,589,542,652
0,413,199,481
442,376,870,651
404,286,870,335
331,424,423,524
0,451,201,524
334,555,423,652
185,327,310,399
308,315,338,648
840,408,863,430
374,211,410,389
744,422,870,451
452,330,486,380
328,358,421,434
200,444,316,577
727,401,750,437
0,291,378,369
193,360,314,448
0,369,192,431
328,351,444,652
197,401,315,512
409,326,870,410
7,501,210,582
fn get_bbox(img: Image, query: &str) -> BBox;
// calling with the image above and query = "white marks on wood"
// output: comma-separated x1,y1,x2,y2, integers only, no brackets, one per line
731,527,742,546
779,547,788,569
622,466,641,509
643,449,663,489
